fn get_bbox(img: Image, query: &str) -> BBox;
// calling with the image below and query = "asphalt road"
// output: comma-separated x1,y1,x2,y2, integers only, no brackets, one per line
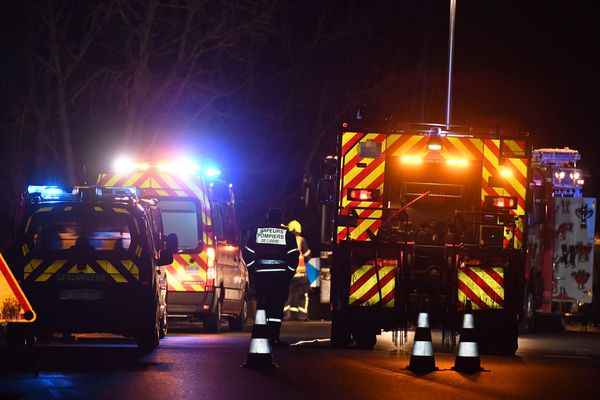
1,321,599,400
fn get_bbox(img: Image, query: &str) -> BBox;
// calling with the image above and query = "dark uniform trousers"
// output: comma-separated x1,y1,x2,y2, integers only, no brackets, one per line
243,225,299,342
254,270,291,339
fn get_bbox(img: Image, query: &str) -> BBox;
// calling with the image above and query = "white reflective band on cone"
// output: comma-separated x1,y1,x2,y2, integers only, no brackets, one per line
412,341,434,356
417,312,430,328
255,309,267,325
267,318,282,323
457,341,479,357
462,314,474,329
249,338,271,354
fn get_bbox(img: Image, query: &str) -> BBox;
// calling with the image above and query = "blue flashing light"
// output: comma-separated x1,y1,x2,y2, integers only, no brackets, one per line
204,167,221,177
27,185,67,199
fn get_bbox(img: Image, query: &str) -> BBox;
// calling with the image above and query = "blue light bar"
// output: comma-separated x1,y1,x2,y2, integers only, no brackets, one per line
27,185,69,200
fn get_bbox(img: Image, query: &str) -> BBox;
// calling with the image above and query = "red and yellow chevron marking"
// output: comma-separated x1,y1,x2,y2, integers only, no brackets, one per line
348,261,396,307
347,134,528,248
337,132,402,241
457,264,504,310
165,252,208,292
99,171,214,246
481,139,528,249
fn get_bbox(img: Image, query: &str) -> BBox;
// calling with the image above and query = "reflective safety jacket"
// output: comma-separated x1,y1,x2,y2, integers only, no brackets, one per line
293,235,311,278
243,226,299,278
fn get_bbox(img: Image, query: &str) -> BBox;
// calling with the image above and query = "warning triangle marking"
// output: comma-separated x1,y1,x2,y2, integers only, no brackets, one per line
0,251,36,323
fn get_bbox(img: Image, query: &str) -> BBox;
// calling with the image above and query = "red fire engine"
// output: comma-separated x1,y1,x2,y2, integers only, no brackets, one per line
526,148,595,328
320,120,533,354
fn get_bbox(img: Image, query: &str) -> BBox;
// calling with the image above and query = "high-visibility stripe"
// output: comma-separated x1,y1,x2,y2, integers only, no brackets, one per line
412,341,434,356
256,268,287,273
457,341,479,357
97,260,127,283
457,266,504,309
460,267,504,308
24,259,44,279
35,260,67,282
121,260,140,279
166,252,208,292
348,264,395,307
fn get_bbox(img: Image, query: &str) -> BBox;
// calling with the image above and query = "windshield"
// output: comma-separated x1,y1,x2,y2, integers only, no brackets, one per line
32,215,133,251
159,199,200,250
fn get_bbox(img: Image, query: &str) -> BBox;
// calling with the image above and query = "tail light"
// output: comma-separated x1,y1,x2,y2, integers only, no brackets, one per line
206,247,216,290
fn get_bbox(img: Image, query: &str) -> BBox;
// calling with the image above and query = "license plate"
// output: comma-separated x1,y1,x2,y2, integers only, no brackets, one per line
185,265,200,274
59,289,105,300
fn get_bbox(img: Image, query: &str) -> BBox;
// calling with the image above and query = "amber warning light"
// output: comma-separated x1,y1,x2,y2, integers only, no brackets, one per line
347,189,380,202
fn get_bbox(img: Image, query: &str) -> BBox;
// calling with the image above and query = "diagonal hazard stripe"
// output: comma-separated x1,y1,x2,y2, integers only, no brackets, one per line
349,265,377,296
35,260,67,282
457,280,489,310
349,265,395,306
484,267,504,286
97,260,127,283
459,267,504,307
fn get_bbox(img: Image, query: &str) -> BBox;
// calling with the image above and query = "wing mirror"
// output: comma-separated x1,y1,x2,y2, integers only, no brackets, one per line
157,233,178,266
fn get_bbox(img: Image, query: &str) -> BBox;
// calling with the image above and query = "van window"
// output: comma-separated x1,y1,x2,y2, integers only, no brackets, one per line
159,199,200,250
33,220,132,251
211,200,237,244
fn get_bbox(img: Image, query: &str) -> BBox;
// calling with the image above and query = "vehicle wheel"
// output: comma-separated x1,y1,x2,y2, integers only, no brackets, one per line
159,307,168,338
137,295,161,352
352,331,377,350
331,318,352,348
204,301,222,333
479,320,518,356
229,297,248,332
520,292,536,333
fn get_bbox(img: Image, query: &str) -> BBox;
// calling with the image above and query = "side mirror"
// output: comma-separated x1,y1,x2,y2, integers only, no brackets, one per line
318,178,334,205
165,233,178,254
157,251,173,266
156,233,178,266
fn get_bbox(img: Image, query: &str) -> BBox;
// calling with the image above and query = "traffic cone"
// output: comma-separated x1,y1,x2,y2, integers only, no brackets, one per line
241,306,277,368
452,301,483,373
407,311,437,373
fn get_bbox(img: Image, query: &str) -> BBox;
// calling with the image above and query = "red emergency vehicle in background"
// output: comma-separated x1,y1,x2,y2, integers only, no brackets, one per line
526,148,595,328
320,120,533,354
97,158,249,332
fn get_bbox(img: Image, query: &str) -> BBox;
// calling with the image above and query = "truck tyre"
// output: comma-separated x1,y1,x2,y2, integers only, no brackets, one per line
352,331,377,350
331,318,352,348
479,320,518,355
204,301,222,333
229,297,248,332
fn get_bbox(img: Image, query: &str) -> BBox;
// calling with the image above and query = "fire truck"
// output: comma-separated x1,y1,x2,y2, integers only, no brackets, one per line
97,158,249,333
526,148,595,328
320,120,533,354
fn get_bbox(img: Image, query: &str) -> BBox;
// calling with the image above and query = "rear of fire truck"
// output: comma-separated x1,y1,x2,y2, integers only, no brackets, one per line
526,148,595,330
326,121,530,354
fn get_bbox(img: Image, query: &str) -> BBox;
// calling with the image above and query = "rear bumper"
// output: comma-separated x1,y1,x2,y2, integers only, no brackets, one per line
167,290,216,317
21,285,154,337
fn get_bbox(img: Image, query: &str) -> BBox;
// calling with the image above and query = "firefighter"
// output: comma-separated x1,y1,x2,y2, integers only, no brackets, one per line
284,220,312,321
243,208,299,347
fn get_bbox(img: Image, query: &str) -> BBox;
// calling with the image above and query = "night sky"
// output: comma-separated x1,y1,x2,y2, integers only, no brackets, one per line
1,1,599,247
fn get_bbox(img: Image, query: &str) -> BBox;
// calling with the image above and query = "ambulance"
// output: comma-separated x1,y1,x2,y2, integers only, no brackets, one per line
97,158,249,332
